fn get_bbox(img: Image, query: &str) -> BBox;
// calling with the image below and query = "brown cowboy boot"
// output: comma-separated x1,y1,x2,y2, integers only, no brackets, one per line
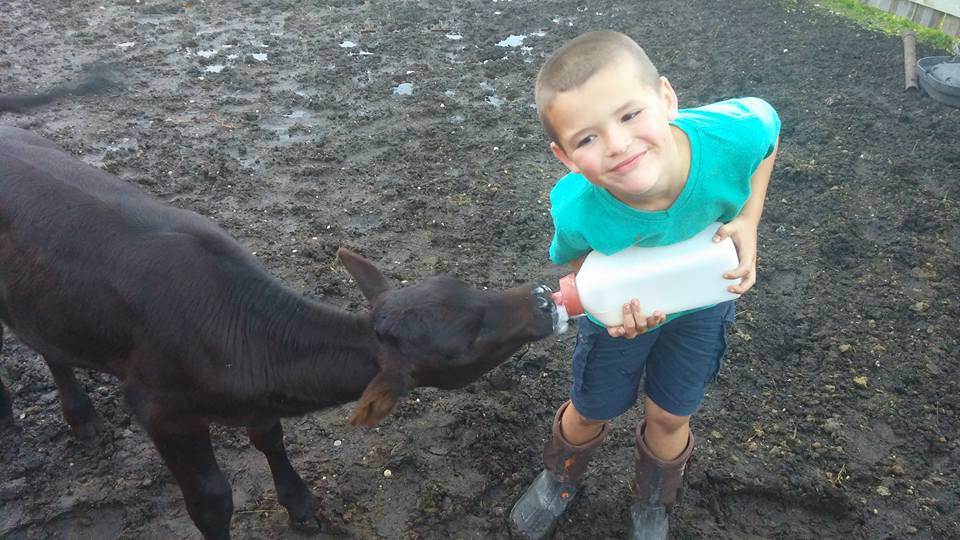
630,421,694,540
510,400,608,540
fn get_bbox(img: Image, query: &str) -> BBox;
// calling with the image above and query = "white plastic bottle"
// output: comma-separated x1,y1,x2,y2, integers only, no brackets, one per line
551,222,741,327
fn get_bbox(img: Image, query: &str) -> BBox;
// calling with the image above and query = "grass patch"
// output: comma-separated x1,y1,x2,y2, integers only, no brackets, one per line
813,0,957,51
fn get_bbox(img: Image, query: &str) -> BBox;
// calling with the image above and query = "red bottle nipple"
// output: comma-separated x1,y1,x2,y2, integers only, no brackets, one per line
553,273,583,317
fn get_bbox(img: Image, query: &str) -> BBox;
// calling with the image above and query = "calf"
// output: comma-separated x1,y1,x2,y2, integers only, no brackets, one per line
0,127,560,539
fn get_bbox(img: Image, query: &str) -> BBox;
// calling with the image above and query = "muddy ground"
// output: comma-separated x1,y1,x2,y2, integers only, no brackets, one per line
1,0,958,538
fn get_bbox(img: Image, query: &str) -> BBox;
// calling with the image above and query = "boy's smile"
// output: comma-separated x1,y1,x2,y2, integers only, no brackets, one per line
545,56,690,211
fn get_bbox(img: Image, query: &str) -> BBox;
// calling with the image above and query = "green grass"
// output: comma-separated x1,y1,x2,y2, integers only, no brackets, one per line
813,0,957,52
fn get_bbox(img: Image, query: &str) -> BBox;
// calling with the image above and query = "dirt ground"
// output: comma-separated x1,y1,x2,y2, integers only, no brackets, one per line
2,0,958,538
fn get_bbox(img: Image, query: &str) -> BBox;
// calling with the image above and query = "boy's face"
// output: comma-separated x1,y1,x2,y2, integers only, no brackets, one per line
546,57,682,208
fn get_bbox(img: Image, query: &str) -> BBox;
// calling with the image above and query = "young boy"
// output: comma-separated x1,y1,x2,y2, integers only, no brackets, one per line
509,31,780,540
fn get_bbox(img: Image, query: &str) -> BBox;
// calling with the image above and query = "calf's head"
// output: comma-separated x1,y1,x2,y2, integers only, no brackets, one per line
337,248,559,427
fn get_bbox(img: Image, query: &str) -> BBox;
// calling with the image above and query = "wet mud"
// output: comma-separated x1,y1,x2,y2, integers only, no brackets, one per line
1,0,958,538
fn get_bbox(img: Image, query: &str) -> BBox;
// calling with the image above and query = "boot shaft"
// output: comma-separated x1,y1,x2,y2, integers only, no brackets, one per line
543,400,608,483
510,401,608,540
633,422,693,508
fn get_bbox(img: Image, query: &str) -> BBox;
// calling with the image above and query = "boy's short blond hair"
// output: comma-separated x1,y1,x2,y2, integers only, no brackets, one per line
535,31,660,145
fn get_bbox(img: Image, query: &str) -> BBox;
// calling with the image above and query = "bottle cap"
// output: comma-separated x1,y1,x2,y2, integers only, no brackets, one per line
553,273,583,316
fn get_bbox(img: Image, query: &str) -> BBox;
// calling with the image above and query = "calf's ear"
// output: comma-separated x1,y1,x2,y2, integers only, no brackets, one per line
337,247,392,306
348,368,415,427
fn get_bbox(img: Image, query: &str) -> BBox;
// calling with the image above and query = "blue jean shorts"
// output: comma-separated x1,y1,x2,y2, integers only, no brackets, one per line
569,301,735,420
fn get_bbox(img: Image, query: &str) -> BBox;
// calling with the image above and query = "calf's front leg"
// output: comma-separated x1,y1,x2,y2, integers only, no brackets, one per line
44,359,101,439
247,418,320,529
148,418,234,540
0,376,12,428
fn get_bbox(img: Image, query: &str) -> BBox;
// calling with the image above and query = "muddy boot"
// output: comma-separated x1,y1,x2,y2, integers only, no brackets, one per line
629,422,694,540
510,401,608,540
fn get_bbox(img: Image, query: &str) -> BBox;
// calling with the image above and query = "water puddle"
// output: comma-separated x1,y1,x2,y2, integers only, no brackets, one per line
479,81,505,106
261,109,310,143
497,34,525,47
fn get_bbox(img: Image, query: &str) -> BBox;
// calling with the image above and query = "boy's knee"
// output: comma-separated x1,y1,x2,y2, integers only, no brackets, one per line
644,400,690,434
564,402,607,428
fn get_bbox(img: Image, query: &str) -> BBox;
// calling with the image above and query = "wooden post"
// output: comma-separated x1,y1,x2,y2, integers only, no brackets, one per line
903,31,919,90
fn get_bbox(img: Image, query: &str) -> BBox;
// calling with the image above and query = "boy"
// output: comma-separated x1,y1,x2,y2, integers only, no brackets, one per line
509,31,780,540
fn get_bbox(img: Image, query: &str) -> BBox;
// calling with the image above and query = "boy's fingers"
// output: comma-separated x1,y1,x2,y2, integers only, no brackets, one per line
616,301,647,339
623,303,638,338
611,306,663,338
712,225,731,242
728,270,756,294
723,263,752,280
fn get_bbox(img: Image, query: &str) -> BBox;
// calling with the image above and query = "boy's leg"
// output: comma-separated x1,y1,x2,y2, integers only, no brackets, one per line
631,420,694,540
560,400,606,445
511,319,656,539
630,300,734,540
642,397,691,460
510,400,608,540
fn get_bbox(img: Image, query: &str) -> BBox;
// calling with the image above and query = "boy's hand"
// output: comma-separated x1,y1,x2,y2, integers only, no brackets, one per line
607,300,665,339
714,217,759,295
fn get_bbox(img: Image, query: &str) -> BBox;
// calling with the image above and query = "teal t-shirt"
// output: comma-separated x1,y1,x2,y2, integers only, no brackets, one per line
548,97,781,322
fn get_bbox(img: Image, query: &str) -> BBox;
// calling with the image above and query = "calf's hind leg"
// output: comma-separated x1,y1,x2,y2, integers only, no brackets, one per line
148,418,234,540
43,356,102,439
247,419,321,529
1,325,13,426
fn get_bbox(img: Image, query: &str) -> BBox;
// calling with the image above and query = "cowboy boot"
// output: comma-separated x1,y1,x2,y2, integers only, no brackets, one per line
630,421,694,540
510,400,608,540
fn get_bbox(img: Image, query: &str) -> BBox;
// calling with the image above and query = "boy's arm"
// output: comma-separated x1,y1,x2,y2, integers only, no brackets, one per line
566,252,664,338
569,253,588,272
714,137,779,295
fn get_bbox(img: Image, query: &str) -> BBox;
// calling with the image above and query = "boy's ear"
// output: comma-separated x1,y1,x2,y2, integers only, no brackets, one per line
659,76,680,121
550,141,581,173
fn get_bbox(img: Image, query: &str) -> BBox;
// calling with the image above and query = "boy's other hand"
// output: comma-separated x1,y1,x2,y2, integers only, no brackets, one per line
608,300,665,339
714,217,759,294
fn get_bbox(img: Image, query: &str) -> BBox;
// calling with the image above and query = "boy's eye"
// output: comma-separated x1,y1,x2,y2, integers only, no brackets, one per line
622,110,642,122
575,135,595,148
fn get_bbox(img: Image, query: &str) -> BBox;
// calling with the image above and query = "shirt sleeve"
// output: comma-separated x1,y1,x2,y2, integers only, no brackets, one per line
741,97,781,158
548,227,589,265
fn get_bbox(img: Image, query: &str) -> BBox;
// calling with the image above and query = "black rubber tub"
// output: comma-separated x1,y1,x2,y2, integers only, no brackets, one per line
917,56,960,108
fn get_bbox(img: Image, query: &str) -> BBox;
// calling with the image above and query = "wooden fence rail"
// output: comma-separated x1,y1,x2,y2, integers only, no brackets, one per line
861,0,960,37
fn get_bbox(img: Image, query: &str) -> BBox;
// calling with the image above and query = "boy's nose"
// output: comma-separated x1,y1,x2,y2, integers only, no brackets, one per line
605,128,632,156
606,134,631,156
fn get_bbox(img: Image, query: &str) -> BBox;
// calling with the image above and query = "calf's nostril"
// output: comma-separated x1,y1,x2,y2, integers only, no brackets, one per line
532,284,553,296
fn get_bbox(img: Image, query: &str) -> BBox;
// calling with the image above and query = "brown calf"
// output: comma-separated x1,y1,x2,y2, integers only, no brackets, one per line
0,127,560,539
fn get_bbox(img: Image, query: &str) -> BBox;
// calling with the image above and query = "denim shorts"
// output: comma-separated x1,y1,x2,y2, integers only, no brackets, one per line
569,301,735,420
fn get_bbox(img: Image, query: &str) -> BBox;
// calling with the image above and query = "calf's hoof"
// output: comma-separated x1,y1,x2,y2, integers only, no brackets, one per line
70,416,105,442
288,513,349,538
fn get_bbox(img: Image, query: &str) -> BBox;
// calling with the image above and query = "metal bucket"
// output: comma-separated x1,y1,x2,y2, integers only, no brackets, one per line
917,56,960,108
